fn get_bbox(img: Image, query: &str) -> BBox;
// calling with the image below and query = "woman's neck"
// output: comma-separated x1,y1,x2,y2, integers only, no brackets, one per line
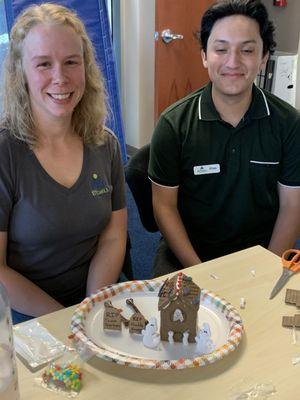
34,115,74,147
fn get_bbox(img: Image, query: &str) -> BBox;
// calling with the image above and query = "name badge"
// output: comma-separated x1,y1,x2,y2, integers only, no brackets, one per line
193,164,220,175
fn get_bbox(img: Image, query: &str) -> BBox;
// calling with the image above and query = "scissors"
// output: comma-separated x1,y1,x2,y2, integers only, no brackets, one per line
269,249,300,299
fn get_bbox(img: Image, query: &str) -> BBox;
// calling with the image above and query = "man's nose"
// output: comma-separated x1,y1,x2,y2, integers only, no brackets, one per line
226,51,241,68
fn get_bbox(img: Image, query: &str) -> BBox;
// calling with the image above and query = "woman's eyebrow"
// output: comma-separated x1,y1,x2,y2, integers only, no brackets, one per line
30,54,82,61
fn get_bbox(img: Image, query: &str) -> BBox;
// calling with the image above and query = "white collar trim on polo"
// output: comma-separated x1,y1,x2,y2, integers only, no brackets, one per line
198,94,203,120
257,87,270,116
198,86,271,120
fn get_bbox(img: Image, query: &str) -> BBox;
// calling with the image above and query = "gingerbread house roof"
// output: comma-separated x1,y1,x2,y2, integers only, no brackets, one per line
158,272,201,311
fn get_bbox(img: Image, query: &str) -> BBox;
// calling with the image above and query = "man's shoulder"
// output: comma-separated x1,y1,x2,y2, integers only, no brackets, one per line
261,89,300,121
160,86,205,119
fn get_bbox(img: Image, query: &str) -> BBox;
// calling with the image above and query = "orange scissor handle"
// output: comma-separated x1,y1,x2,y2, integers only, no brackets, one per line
282,249,300,272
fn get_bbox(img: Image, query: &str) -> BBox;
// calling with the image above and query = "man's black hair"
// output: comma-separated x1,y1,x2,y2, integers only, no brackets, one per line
198,0,276,55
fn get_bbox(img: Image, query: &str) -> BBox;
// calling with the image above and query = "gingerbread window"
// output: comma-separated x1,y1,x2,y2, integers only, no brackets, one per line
172,308,185,323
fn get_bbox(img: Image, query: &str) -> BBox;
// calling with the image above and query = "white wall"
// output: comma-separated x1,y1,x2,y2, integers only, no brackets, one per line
263,1,299,53
120,0,155,148
262,1,300,109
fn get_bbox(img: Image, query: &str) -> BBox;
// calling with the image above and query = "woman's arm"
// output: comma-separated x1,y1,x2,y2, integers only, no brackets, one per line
86,208,127,295
0,231,64,316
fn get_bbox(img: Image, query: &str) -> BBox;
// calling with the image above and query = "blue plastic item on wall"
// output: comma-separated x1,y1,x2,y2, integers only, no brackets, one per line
4,0,127,162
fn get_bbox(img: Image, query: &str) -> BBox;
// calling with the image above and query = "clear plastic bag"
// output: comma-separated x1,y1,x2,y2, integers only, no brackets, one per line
229,378,276,399
14,320,66,368
37,348,83,398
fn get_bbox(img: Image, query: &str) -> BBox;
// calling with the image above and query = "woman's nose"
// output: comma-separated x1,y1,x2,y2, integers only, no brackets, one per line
52,64,68,84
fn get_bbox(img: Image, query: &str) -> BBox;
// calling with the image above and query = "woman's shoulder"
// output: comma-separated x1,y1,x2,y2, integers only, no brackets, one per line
0,128,23,147
0,129,16,172
0,128,28,162
100,127,121,152
103,127,119,143
0,129,15,151
88,127,121,159
0,128,11,143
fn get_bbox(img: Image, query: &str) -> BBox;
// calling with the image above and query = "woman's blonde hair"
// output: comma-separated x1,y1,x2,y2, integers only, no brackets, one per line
2,3,107,146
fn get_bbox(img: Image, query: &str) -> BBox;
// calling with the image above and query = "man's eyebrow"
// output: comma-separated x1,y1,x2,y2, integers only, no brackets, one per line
213,39,258,45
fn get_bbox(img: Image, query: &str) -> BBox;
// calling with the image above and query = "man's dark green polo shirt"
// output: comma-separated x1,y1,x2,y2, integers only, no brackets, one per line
149,83,300,260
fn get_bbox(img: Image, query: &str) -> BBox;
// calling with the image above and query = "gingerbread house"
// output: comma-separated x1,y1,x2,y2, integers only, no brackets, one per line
158,272,201,343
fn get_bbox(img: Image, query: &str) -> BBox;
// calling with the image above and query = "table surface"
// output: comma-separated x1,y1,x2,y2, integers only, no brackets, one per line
16,246,300,399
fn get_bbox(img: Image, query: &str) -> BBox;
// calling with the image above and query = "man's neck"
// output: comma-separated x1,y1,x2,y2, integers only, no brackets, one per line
212,86,252,127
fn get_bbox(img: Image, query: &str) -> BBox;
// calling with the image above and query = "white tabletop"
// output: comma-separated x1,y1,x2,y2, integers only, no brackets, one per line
16,246,300,399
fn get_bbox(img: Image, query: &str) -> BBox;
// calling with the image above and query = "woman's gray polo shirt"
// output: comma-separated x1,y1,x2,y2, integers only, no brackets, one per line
0,130,126,305
149,83,300,260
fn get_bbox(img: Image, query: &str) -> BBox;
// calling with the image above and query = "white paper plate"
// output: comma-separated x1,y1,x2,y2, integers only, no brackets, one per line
71,280,243,370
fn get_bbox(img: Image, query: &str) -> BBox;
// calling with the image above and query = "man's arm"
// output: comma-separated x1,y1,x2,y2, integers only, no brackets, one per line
0,232,64,317
86,208,127,295
152,182,201,267
268,184,300,256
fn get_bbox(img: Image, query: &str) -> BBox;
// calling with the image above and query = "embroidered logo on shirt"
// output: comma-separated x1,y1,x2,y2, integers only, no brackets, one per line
91,173,109,196
193,164,220,175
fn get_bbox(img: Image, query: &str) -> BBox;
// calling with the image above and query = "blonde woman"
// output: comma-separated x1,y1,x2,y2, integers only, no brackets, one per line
0,3,127,323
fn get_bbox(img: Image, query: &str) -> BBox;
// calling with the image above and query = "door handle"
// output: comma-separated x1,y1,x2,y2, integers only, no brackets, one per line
161,29,183,44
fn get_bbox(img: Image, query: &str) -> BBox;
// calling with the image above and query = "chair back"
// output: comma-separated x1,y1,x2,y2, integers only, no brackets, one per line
125,144,158,232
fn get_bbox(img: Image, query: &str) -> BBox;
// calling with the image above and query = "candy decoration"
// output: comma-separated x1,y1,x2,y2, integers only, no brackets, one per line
42,363,82,392
175,272,183,295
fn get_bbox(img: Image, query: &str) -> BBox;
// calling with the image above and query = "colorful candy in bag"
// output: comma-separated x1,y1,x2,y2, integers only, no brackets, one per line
38,348,83,397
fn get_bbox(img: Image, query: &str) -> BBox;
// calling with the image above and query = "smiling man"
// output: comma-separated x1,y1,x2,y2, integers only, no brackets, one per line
148,0,300,277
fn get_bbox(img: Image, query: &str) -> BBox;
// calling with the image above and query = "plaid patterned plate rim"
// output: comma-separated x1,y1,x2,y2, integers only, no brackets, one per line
70,279,243,370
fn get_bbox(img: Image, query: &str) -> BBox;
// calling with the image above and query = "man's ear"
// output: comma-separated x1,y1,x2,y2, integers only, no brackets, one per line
260,51,269,71
201,49,208,68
